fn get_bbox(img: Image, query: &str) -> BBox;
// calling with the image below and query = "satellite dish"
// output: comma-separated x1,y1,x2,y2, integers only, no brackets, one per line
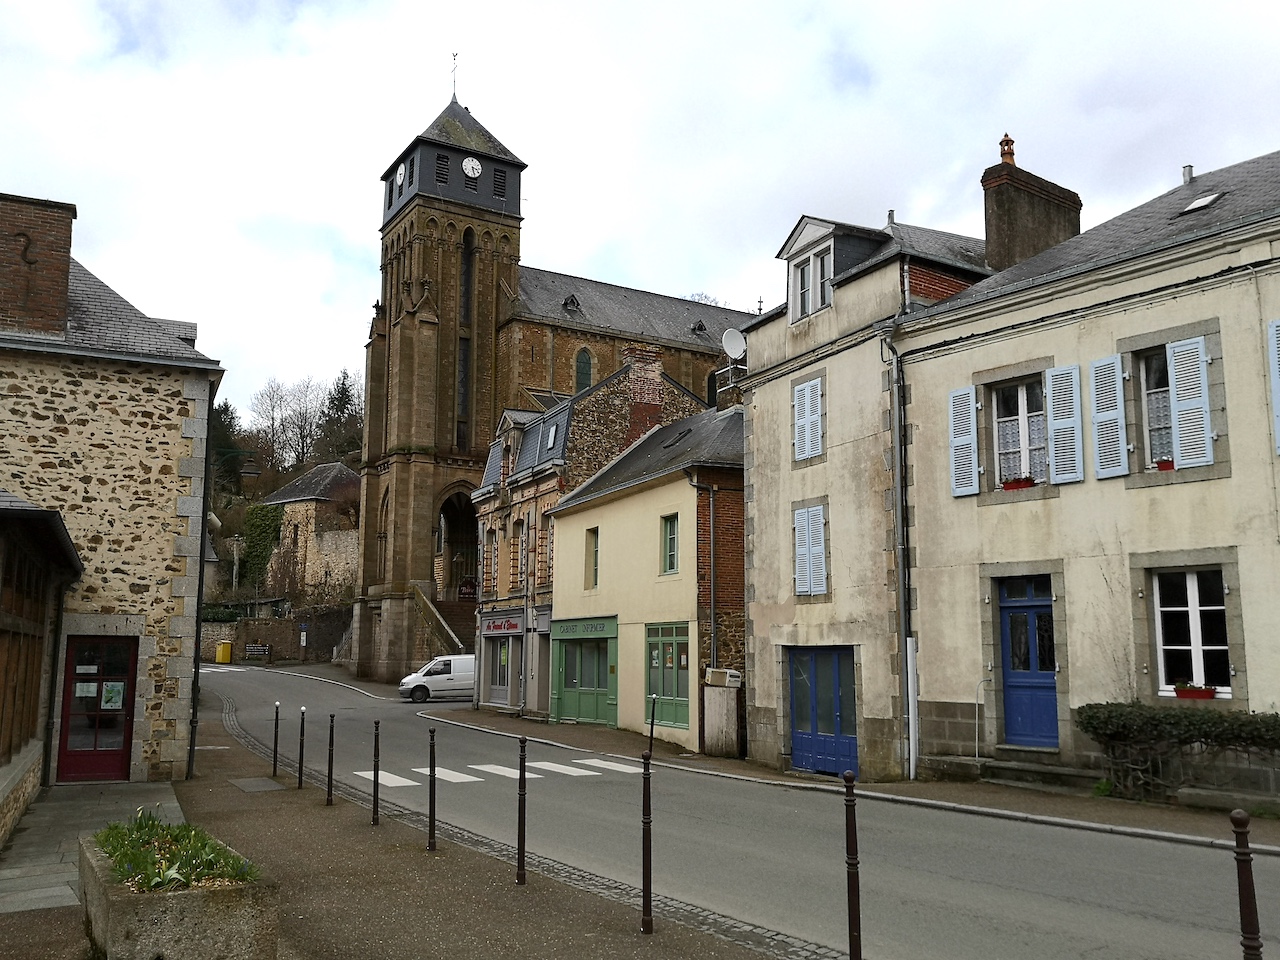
721,328,747,360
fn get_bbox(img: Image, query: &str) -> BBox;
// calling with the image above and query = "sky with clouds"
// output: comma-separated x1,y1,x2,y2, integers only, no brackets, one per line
3,1,1278,416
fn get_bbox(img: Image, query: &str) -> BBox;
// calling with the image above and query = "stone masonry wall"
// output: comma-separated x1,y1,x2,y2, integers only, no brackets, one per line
268,501,358,603
2,353,208,781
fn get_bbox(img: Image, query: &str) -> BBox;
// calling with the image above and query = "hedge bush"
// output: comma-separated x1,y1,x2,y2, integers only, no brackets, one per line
1077,701,1280,753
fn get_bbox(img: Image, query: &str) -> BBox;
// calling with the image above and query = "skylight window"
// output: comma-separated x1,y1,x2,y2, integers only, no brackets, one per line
1183,193,1222,213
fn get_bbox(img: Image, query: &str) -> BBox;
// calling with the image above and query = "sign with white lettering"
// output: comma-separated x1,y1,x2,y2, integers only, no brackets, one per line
551,617,618,640
481,611,525,636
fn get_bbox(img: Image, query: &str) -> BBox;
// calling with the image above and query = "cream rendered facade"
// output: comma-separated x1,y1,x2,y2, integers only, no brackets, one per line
551,477,702,751
746,153,1280,783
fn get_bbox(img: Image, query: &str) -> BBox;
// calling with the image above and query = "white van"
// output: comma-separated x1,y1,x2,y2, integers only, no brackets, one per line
398,654,475,702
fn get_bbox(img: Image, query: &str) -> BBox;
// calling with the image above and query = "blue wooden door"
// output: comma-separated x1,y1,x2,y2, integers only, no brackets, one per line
790,648,858,776
999,577,1058,747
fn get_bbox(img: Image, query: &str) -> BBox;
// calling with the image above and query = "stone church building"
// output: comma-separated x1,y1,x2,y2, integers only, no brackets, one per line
351,98,750,681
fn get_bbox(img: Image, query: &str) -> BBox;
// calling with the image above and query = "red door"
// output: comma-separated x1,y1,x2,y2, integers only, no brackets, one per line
57,636,137,782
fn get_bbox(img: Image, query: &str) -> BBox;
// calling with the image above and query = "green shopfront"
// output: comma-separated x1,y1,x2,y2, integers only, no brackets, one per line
550,616,617,726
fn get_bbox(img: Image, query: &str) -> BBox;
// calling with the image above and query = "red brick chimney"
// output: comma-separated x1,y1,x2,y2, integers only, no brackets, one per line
0,193,76,338
981,134,1081,271
623,344,665,443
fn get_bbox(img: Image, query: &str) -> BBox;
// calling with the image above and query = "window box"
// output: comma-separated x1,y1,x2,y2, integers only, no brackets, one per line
1173,685,1216,699
1001,476,1036,490
1156,458,1176,472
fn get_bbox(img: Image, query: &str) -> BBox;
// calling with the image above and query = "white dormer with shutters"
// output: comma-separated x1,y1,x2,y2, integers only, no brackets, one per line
777,218,838,324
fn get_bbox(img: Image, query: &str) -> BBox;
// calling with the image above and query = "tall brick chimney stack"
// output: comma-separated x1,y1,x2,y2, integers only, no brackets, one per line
981,134,1081,272
0,193,76,338
623,344,665,443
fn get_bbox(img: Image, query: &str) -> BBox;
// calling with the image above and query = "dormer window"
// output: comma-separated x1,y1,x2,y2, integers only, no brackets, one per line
792,246,834,321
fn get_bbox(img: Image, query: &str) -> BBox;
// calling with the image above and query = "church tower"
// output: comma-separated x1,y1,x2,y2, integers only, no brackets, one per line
353,98,526,681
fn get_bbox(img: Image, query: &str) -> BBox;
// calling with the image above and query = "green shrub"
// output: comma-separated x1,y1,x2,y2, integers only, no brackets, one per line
95,808,258,892
1076,701,1280,752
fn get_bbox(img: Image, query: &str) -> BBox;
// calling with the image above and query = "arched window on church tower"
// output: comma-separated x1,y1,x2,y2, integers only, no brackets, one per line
377,490,390,580
575,348,592,394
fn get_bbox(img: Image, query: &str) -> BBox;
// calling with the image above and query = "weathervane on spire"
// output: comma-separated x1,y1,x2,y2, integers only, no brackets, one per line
452,53,458,98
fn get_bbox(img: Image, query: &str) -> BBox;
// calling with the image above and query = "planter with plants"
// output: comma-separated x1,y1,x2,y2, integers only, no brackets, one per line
1173,682,1217,699
1001,476,1036,490
80,809,277,960
1156,457,1176,471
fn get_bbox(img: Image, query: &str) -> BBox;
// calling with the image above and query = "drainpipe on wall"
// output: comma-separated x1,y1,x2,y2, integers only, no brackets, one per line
683,470,718,670
186,375,218,780
881,330,917,780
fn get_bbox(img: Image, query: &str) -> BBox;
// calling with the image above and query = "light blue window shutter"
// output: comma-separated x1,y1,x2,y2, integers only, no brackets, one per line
1046,365,1083,484
1269,322,1280,455
805,380,823,458
949,387,980,497
794,507,811,595
793,384,808,461
1168,337,1213,468
808,506,827,595
1090,355,1130,479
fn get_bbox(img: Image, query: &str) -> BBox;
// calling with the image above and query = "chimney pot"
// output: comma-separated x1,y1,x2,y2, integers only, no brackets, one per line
1000,133,1016,166
1183,164,1194,185
887,209,895,225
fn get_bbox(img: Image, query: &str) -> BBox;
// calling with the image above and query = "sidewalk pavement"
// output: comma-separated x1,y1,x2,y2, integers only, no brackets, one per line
2,661,1277,960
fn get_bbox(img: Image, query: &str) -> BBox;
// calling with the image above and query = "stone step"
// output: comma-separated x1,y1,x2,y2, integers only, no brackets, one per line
979,759,1101,794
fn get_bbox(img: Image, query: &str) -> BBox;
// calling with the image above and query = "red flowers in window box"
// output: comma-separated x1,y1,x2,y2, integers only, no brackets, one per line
1001,476,1036,490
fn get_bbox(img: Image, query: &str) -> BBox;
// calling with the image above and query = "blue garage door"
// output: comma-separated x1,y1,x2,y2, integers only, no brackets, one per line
790,647,858,776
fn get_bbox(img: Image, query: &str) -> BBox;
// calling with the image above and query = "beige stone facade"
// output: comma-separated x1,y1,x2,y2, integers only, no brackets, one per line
743,148,1280,787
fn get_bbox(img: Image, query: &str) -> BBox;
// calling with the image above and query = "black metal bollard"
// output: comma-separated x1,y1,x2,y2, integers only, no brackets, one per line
516,736,527,885
372,720,381,826
272,701,280,777
297,707,306,790
843,770,862,960
641,748,653,934
428,727,437,852
326,714,335,806
1231,809,1264,960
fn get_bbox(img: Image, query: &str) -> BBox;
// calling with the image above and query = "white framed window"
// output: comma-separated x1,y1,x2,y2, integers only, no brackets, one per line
1137,337,1212,469
993,379,1047,485
793,504,827,597
1154,568,1229,695
660,514,678,574
793,377,822,461
792,246,833,321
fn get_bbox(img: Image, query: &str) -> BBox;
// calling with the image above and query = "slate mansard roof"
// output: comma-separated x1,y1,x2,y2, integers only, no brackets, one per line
515,267,753,352
917,148,1280,317
553,405,744,513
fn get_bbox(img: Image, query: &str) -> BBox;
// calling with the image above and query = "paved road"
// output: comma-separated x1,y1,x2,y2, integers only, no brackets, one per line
203,665,1280,960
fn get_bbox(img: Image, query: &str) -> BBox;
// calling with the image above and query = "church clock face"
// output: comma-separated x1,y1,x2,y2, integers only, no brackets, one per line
462,157,482,179
396,163,406,185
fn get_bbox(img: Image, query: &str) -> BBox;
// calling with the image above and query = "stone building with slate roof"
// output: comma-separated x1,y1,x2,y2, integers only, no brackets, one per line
470,346,708,716
744,138,1280,792
547,404,745,753
353,98,752,682
0,191,221,799
261,463,360,604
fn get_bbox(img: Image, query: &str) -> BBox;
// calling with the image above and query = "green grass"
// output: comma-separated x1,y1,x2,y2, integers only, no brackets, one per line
94,808,259,892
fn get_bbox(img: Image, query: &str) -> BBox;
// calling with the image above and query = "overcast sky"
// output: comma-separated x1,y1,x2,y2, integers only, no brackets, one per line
4,1,1278,416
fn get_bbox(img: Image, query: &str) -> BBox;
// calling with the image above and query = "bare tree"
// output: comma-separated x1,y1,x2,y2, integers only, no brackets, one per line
249,378,288,471
280,376,326,468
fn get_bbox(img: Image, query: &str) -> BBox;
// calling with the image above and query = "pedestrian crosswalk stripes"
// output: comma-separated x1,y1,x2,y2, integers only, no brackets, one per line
527,761,601,777
412,767,482,783
354,770,420,786
573,758,643,773
203,666,248,672
468,764,542,779
349,759,641,785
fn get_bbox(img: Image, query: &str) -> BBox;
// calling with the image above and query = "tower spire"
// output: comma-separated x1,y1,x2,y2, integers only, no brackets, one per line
452,53,458,100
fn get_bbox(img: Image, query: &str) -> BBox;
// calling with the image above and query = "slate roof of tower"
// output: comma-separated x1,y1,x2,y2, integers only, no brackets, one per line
516,267,753,351
261,463,360,506
0,487,82,576
913,148,1280,317
10,257,219,367
553,405,743,513
417,96,525,167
